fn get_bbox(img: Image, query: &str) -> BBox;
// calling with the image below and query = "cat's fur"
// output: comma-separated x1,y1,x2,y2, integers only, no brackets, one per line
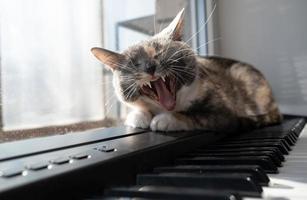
91,9,282,132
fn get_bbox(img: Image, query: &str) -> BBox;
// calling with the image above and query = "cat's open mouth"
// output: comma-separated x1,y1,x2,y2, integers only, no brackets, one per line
140,76,176,111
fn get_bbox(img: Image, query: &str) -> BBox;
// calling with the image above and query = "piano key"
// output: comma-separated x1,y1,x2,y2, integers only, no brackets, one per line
105,186,243,200
204,141,289,155
233,127,298,137
176,156,278,173
137,172,262,197
195,147,285,161
231,134,296,146
248,118,302,134
153,165,270,186
185,151,282,167
246,123,307,200
217,138,292,151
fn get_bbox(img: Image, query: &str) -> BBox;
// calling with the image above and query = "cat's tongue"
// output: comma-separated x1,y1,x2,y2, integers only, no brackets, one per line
153,78,175,111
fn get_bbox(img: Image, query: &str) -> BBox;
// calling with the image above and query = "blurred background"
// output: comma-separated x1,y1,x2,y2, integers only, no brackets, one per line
0,0,306,138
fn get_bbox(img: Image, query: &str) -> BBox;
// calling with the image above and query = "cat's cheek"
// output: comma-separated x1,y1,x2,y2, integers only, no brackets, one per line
125,111,152,129
150,113,189,132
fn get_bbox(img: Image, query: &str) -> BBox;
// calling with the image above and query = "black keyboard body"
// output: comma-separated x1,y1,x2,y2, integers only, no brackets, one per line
0,116,305,200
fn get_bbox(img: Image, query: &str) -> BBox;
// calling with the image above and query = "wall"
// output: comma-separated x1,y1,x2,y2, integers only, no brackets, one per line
212,0,307,116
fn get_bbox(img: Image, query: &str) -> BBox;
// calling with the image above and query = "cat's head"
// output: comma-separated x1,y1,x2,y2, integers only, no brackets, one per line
91,9,197,111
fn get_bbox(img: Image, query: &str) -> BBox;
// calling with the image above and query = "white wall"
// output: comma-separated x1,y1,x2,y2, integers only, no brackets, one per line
213,0,307,116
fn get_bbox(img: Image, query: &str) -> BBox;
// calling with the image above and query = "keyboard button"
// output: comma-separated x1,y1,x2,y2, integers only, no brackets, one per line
50,157,70,165
176,156,278,173
70,152,90,160
27,161,50,171
95,145,116,152
137,172,262,197
106,185,243,200
154,165,270,186
0,166,24,178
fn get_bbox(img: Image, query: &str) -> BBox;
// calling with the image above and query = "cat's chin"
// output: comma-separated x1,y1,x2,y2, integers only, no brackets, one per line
140,76,176,111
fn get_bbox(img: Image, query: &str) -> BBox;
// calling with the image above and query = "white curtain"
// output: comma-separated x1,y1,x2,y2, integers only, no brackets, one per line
0,0,104,130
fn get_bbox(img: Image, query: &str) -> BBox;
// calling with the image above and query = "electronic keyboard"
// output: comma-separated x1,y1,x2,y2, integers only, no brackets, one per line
0,116,305,200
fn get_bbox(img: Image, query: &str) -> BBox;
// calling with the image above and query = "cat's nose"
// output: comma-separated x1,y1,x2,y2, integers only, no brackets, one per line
145,63,156,75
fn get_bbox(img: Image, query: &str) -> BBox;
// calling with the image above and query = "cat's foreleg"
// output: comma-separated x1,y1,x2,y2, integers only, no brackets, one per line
150,112,235,132
150,112,196,132
125,110,152,129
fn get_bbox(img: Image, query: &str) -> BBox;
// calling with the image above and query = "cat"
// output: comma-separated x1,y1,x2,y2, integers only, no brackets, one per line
91,9,282,132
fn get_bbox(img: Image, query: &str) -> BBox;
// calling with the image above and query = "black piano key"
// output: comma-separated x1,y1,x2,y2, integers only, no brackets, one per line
105,186,242,200
230,135,296,146
247,118,302,135
232,127,297,137
176,156,278,173
284,135,296,145
205,141,289,155
153,165,270,186
288,133,298,143
137,173,262,197
196,147,285,161
186,151,282,167
217,138,292,152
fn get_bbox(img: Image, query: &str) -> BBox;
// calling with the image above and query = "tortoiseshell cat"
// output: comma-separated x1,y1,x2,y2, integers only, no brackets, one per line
91,9,282,132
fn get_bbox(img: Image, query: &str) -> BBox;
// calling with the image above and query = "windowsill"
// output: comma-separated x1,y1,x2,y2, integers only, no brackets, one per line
0,118,121,144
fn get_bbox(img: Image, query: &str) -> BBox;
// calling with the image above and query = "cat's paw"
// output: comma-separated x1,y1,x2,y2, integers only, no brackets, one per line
125,111,152,129
150,113,189,132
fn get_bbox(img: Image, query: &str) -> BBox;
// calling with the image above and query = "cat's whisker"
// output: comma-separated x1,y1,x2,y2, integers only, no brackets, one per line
104,93,116,107
125,84,138,100
161,40,174,63
105,59,137,73
100,82,113,86
171,66,195,75
166,52,195,64
120,77,136,82
122,82,138,100
165,47,194,64
184,2,217,44
171,71,195,80
127,86,138,100
170,66,195,81
104,99,117,117
167,69,186,86
167,59,180,63
195,37,221,52
122,82,137,93
153,13,156,35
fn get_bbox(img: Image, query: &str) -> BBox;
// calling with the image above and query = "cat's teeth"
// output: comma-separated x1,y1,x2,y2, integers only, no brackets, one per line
161,76,166,82
147,82,152,88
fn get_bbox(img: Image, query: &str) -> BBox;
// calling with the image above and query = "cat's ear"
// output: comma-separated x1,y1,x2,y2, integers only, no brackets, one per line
155,8,185,41
91,47,126,71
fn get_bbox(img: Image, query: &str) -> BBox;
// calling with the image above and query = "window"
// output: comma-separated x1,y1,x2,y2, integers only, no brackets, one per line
0,0,207,142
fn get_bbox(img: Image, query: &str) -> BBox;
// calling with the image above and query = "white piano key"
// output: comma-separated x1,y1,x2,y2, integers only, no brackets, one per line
245,124,307,200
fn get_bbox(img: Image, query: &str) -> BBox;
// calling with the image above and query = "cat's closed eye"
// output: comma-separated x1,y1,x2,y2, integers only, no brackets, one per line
134,62,141,67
